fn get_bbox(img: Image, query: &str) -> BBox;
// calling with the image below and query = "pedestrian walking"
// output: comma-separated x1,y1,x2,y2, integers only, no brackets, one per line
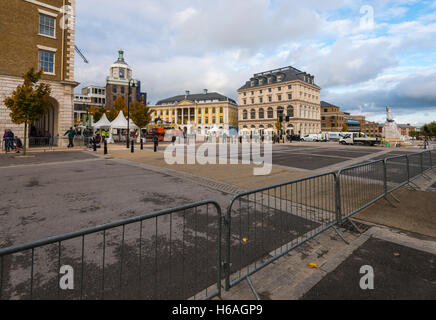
7,130,15,151
64,127,76,148
3,130,9,153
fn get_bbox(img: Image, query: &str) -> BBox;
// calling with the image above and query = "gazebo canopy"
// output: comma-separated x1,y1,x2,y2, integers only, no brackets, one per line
110,111,139,130
93,114,111,129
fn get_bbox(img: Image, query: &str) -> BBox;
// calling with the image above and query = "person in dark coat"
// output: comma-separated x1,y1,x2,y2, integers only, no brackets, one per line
64,127,76,148
153,134,159,152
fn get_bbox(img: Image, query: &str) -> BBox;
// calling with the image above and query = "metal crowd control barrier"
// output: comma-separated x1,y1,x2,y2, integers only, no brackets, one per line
0,201,222,300
224,172,339,290
337,160,386,221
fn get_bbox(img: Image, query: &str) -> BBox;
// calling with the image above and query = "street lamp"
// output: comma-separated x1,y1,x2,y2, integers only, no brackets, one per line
127,79,136,148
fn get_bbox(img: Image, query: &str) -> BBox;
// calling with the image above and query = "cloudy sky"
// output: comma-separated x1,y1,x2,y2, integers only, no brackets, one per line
74,0,436,125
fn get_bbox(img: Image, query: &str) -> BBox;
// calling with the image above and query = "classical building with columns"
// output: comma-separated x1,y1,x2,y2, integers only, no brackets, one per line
0,0,78,146
150,90,238,135
238,66,321,136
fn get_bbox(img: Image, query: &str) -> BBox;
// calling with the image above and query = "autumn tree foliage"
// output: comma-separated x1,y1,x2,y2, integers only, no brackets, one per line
3,68,51,155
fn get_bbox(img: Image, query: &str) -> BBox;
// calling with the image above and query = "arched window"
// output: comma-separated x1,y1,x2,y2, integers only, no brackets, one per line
267,107,274,119
277,106,284,118
287,106,294,118
259,108,265,119
250,109,256,120
243,110,248,120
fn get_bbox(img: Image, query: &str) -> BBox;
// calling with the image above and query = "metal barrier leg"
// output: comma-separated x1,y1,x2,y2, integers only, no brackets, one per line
389,193,400,203
332,226,349,245
246,276,261,301
384,196,397,208
346,218,362,234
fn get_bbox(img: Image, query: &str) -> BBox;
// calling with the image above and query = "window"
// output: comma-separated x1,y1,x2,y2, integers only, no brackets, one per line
212,117,216,124
121,87,125,94
113,96,116,101
278,95,282,101
260,90,263,94
205,117,209,124
38,50,55,74
250,109,256,120
113,86,117,94
288,85,292,89
267,107,274,119
278,87,282,91
120,69,125,79
251,98,254,104
243,99,247,105
268,96,272,103
287,106,294,118
268,88,272,93
212,108,216,113
251,91,254,95
243,110,248,120
243,92,246,96
259,108,265,119
288,94,292,100
220,107,223,113
259,97,263,103
220,117,223,124
198,109,202,114
39,14,55,37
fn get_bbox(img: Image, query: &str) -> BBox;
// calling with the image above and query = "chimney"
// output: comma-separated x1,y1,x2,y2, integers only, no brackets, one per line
203,89,208,94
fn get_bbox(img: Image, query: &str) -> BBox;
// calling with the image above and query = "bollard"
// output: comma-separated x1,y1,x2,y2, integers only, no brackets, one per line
104,140,108,155
93,141,97,152
140,138,144,150
131,139,134,153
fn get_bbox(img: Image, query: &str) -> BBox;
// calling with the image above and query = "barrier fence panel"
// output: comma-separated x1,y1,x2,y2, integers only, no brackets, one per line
422,151,432,173
408,153,423,181
0,201,222,301
385,155,409,193
431,149,436,168
225,172,337,289
337,160,385,219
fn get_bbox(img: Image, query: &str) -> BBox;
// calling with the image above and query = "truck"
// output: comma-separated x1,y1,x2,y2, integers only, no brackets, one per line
339,132,381,146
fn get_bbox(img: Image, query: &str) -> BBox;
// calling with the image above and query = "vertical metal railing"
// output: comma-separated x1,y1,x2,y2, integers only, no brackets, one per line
0,201,222,300
225,172,337,290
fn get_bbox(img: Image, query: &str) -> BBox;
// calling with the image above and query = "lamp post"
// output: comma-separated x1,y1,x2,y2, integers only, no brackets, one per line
127,79,136,149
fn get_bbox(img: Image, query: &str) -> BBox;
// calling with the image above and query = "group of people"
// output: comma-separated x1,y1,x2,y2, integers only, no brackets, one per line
2,129,23,153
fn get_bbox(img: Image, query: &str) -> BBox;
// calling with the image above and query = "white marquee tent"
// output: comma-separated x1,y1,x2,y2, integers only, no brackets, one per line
93,113,111,129
107,111,139,143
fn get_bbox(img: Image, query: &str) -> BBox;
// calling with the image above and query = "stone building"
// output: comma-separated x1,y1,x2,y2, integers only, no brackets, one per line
73,85,105,125
237,66,321,136
0,0,78,146
320,101,346,132
151,90,238,135
105,50,146,109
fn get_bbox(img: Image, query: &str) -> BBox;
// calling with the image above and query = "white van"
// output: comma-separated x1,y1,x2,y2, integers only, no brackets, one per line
301,134,321,142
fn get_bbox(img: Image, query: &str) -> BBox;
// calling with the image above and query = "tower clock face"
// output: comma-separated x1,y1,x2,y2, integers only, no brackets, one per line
119,69,125,79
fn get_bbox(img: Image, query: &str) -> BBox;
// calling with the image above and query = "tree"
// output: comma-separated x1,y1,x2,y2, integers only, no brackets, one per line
113,96,127,114
3,68,51,155
88,105,107,123
130,99,153,136
275,118,282,133
341,124,348,132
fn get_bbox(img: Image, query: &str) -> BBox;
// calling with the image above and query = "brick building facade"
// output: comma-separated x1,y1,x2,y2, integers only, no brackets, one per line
0,0,78,146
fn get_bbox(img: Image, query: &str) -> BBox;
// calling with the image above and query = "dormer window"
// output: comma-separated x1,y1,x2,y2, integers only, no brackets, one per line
119,68,125,79
277,74,283,82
